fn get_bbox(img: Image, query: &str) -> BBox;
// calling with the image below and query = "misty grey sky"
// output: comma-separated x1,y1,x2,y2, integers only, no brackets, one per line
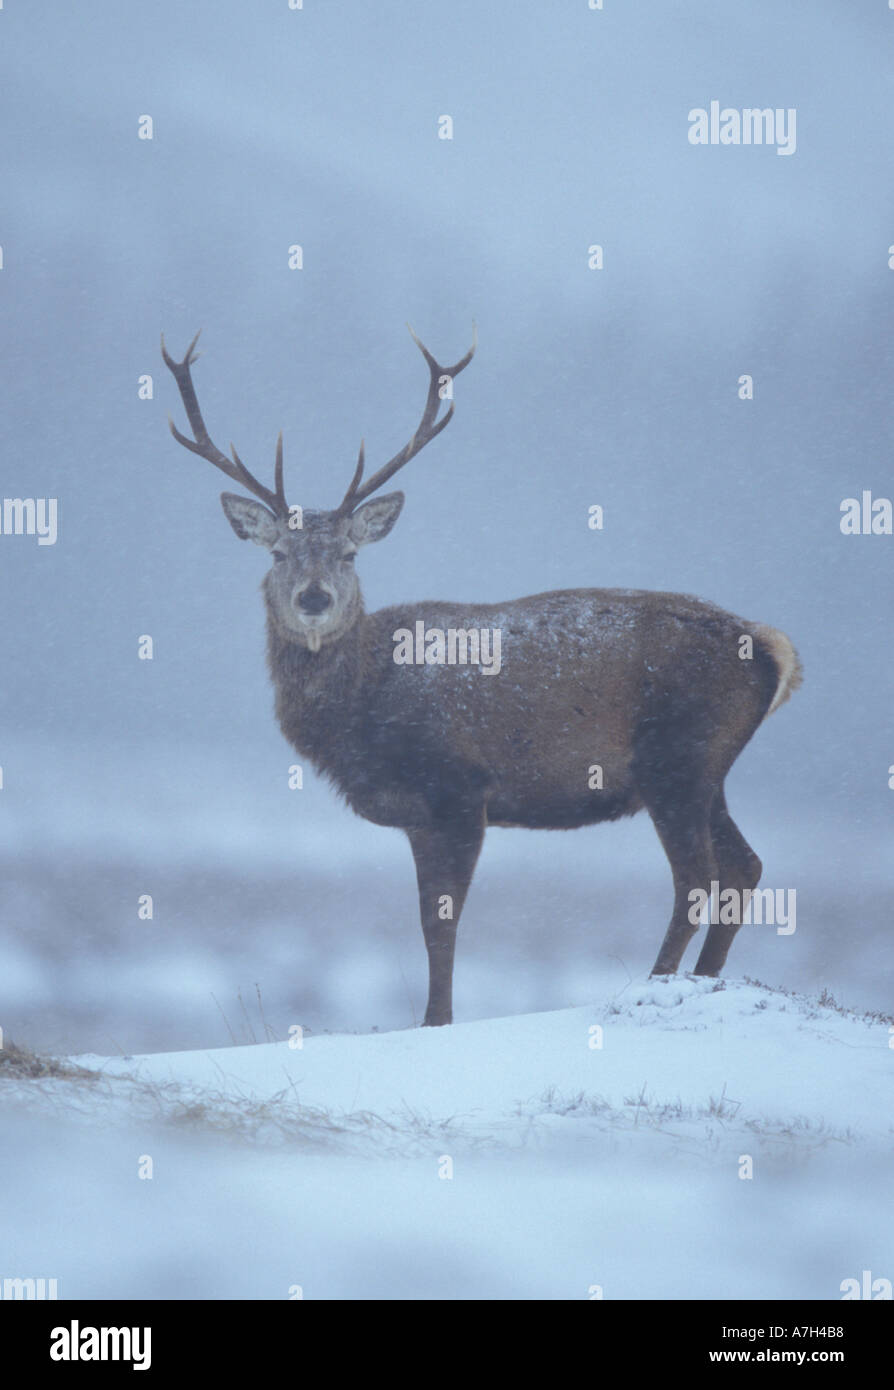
1,0,891,835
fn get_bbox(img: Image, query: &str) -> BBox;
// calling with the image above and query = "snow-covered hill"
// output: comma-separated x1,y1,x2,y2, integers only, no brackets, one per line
2,977,892,1300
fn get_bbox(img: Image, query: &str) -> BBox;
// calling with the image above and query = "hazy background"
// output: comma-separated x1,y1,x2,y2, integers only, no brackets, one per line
1,0,892,1054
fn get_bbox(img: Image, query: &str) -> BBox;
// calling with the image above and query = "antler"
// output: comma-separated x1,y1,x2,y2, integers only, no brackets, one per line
161,331,289,519
337,324,477,514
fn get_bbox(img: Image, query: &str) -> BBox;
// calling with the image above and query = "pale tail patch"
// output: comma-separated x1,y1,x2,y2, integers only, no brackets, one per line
751,623,804,718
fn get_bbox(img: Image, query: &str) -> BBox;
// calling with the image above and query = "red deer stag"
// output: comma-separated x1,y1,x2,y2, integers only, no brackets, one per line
161,328,802,1026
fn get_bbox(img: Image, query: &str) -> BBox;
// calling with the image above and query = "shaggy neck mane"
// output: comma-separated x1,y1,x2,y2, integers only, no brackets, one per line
265,606,372,769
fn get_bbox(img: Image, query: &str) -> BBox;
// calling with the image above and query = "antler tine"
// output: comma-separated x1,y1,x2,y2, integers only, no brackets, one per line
337,325,476,513
274,430,287,515
160,333,290,518
408,321,478,379
338,440,366,512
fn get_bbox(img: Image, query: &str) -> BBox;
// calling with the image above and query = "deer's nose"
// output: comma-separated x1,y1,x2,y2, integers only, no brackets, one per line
296,582,333,615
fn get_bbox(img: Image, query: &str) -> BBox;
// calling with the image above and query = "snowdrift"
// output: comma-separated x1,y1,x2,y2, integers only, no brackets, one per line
1,977,891,1299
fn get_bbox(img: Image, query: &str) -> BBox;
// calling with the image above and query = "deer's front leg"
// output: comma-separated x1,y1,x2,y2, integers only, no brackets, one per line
407,810,486,1026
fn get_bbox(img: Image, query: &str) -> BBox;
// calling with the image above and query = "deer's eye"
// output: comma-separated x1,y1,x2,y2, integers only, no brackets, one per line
272,551,287,564
342,552,356,563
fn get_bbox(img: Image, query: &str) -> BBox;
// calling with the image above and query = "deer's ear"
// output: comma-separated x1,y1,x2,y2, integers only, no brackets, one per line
220,493,280,547
349,492,404,546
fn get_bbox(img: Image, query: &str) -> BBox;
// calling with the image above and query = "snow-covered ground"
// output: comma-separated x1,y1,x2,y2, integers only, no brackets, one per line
2,977,891,1299
2,741,892,1298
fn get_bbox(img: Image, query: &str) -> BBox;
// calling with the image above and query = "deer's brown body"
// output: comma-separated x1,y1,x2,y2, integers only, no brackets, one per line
163,329,802,1026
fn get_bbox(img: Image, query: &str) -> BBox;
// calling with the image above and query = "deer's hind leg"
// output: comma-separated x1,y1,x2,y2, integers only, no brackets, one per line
633,721,719,976
691,789,762,976
645,791,719,975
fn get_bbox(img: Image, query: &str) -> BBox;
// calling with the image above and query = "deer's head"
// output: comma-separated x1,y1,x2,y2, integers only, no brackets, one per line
161,326,475,650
